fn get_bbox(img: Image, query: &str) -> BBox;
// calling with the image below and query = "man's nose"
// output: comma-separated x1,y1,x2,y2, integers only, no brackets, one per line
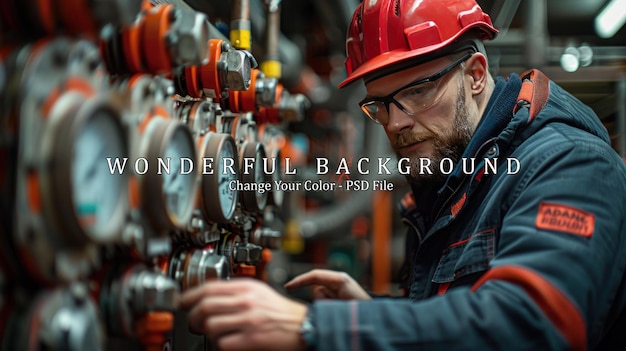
385,102,414,133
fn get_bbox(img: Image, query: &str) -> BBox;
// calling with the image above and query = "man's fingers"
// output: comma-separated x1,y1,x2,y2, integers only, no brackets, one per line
180,279,257,309
187,296,248,333
284,269,347,290
180,282,233,309
204,313,250,339
312,285,334,300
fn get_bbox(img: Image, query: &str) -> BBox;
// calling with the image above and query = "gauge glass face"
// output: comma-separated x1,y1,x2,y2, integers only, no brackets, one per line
218,138,238,220
254,146,268,210
72,110,125,237
162,127,196,220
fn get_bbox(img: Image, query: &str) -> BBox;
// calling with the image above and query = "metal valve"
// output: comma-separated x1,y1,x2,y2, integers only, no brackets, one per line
100,3,210,75
166,8,211,67
219,41,253,92
226,68,280,114
251,227,282,250
103,265,179,338
256,88,311,124
171,248,230,291
126,270,179,313
174,39,254,100
277,92,310,122
233,242,264,266
9,285,104,351
255,73,279,108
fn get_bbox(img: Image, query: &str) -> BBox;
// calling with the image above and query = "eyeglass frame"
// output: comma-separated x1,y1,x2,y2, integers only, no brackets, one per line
359,52,474,124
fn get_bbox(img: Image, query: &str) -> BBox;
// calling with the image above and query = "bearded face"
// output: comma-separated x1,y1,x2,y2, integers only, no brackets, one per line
399,77,475,189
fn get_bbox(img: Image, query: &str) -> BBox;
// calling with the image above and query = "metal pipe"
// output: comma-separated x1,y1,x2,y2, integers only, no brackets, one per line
264,1,280,61
491,0,521,35
230,0,251,50
231,0,250,23
524,0,549,69
260,0,281,79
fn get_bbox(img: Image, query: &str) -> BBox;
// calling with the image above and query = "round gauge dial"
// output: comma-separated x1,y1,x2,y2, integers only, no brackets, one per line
254,145,267,207
268,148,284,207
72,109,127,238
201,132,239,223
142,118,198,231
240,141,268,213
48,97,129,245
162,126,196,220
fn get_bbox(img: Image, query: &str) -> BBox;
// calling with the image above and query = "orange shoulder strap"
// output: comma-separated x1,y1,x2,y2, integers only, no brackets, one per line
513,69,551,122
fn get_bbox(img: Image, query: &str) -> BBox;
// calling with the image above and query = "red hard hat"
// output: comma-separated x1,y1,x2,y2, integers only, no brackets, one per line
338,0,498,88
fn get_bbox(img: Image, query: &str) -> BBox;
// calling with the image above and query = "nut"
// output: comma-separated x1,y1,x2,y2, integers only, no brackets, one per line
220,49,252,91
233,243,263,265
168,11,210,66
255,76,278,107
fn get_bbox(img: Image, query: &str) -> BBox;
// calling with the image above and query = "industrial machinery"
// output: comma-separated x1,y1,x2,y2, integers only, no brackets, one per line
0,0,319,350
4,0,623,350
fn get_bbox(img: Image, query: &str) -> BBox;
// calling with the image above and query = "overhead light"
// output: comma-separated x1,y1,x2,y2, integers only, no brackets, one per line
578,44,594,67
595,0,626,38
560,46,580,73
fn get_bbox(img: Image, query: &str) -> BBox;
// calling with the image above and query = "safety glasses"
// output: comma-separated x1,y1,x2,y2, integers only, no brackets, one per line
359,52,473,124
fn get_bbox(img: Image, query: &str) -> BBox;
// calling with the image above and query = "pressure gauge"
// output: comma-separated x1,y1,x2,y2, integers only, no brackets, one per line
176,100,218,137
199,132,239,223
162,128,194,217
239,141,268,213
140,117,198,231
72,107,127,237
45,95,129,245
268,148,284,207
258,124,286,208
231,113,257,144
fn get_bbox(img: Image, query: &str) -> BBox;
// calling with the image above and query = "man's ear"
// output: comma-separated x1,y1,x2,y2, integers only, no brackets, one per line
464,53,488,96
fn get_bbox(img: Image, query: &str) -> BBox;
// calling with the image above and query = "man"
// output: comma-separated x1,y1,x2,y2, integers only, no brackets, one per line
180,0,626,350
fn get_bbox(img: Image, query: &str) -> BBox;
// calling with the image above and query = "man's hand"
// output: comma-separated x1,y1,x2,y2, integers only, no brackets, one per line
180,278,308,351
284,269,372,300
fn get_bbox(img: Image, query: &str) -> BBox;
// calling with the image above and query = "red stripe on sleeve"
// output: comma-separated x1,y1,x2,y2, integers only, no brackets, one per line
471,265,586,351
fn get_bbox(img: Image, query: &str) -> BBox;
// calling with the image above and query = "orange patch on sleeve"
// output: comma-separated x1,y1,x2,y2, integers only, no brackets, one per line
535,202,595,237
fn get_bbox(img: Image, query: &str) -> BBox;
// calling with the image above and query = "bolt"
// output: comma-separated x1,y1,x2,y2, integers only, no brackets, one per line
220,49,251,91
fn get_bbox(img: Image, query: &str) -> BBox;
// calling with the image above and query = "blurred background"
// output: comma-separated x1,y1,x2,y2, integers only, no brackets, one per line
0,0,624,350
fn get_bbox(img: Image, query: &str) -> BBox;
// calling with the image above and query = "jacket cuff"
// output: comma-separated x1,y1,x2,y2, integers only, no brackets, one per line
313,300,358,351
